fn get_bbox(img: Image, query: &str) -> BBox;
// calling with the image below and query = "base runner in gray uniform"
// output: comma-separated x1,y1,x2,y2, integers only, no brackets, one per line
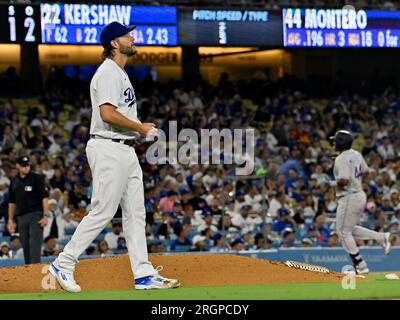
330,130,393,275
49,22,180,292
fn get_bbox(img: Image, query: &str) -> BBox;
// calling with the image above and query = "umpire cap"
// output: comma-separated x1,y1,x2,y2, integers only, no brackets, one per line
329,130,353,152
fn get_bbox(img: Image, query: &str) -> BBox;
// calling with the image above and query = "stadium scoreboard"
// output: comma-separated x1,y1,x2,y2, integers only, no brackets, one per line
283,8,400,48
178,9,283,46
3,3,400,48
40,4,177,45
0,3,41,43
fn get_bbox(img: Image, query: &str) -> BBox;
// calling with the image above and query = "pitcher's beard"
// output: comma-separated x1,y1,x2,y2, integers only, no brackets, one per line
120,45,136,57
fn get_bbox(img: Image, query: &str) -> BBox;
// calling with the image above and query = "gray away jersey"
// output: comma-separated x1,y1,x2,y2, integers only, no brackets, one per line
89,58,141,140
333,149,368,197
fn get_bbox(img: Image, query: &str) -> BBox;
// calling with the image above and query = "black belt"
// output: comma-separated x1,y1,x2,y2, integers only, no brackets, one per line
90,134,136,147
337,191,361,199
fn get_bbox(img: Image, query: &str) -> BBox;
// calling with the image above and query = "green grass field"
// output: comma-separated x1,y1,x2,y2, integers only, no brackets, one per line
0,275,398,300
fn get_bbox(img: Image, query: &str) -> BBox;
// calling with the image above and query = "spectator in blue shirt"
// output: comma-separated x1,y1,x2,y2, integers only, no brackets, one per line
170,226,192,251
273,207,296,234
315,214,330,246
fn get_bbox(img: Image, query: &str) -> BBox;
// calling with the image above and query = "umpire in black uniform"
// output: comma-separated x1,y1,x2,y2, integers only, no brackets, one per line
7,156,49,264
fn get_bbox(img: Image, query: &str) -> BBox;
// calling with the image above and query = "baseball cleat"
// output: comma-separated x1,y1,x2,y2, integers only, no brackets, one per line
135,275,180,290
49,264,81,293
355,261,370,275
382,232,393,255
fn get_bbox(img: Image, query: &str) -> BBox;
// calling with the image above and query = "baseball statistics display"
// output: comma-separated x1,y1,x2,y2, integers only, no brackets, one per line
0,3,41,43
283,8,400,48
40,3,178,45
178,8,283,46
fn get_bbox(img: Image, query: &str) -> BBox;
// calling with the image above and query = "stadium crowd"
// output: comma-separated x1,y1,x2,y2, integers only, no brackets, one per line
0,66,399,259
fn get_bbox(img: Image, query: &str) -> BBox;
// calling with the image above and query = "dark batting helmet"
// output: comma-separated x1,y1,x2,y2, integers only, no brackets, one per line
329,130,353,152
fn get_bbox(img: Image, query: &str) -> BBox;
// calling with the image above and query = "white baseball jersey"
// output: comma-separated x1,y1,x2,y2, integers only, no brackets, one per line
333,149,368,197
89,58,141,140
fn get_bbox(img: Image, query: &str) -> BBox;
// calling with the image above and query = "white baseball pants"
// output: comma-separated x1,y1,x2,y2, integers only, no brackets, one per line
54,138,157,279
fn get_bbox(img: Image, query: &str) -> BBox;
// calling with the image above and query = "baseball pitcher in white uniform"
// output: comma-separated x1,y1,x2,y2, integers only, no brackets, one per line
330,130,393,274
49,22,180,292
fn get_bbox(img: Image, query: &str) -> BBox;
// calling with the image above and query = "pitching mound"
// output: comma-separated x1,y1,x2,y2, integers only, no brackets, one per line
0,254,343,293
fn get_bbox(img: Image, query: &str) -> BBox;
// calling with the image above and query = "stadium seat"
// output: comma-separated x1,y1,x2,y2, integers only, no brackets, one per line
95,233,105,241
171,245,192,252
0,236,11,243
59,238,69,246
64,227,77,235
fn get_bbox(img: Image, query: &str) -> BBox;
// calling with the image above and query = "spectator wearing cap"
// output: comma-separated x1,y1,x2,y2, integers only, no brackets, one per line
328,231,339,247
272,207,295,234
191,234,207,252
67,182,90,213
104,220,124,250
0,241,10,259
306,224,320,246
231,204,254,234
116,237,128,254
209,232,228,252
7,155,49,264
302,238,313,248
281,227,296,247
197,208,218,233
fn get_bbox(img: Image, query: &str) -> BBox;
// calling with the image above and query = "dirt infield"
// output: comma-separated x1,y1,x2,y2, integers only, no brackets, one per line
0,254,344,293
